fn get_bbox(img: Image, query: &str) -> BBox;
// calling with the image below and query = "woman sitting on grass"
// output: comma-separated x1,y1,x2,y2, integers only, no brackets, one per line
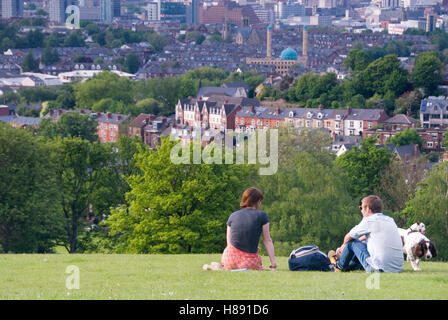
221,187,277,271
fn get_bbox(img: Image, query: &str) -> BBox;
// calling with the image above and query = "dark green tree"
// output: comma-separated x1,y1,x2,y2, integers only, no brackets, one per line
123,53,141,74
38,112,99,142
22,51,39,72
51,137,123,253
335,136,394,199
387,129,424,148
412,52,443,96
0,123,64,252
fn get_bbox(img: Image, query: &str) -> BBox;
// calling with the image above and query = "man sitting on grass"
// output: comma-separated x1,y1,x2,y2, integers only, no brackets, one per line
328,195,403,273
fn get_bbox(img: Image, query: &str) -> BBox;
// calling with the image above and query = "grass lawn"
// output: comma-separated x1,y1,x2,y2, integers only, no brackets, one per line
0,254,447,300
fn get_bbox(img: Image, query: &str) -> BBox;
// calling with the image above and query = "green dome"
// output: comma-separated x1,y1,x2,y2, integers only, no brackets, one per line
280,47,298,60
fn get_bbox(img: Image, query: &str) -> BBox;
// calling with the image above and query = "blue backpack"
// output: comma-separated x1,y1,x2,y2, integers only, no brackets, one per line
288,245,333,272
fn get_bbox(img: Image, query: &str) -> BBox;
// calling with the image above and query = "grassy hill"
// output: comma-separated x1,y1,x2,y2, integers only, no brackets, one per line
1,254,447,300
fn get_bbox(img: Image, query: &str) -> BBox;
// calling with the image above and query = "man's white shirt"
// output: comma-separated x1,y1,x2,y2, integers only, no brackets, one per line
349,213,404,273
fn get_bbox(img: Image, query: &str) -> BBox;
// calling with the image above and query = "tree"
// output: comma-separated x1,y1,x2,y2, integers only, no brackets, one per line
374,157,426,218
74,71,134,108
123,53,141,74
105,137,254,253
344,49,373,74
185,31,206,45
412,52,443,96
38,112,99,142
64,30,86,47
0,123,64,252
179,77,197,98
358,54,409,98
335,136,394,199
40,45,60,66
22,51,39,72
387,129,424,148
134,98,161,115
401,162,448,260
394,90,422,117
51,137,122,253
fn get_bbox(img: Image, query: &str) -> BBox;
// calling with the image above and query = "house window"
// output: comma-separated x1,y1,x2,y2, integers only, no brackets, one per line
307,112,312,118
306,120,311,127
276,121,279,127
427,142,434,148
241,119,244,124
350,121,354,128
336,115,341,120
289,111,294,118
257,119,261,125
251,119,255,125
359,122,363,128
368,122,372,129
317,121,322,127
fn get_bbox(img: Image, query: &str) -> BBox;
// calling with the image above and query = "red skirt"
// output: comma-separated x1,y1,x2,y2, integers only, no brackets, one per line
221,244,264,270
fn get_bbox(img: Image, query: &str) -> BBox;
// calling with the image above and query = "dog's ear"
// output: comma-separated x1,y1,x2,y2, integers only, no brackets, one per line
430,242,437,258
416,221,421,225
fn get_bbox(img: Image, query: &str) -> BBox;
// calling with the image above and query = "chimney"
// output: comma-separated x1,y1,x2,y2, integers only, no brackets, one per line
266,25,272,59
318,104,323,111
116,113,121,121
276,107,280,115
106,112,111,119
250,106,254,113
57,109,62,116
414,144,419,156
303,25,308,65
346,106,351,116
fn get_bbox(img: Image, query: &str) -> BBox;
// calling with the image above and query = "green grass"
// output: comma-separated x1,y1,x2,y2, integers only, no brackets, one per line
0,254,447,300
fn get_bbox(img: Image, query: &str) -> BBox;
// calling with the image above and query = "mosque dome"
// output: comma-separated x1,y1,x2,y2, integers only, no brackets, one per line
280,47,298,60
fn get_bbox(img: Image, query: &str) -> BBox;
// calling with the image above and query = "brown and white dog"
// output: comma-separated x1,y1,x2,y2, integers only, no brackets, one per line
398,222,437,271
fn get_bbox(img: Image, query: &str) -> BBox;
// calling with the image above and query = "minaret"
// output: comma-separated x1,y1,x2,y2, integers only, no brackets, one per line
302,25,308,66
266,25,272,59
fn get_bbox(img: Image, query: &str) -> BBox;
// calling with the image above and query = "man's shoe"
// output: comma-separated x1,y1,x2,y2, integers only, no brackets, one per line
328,250,342,272
328,250,338,265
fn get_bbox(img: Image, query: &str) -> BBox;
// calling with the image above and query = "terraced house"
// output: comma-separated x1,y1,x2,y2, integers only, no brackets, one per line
175,96,260,131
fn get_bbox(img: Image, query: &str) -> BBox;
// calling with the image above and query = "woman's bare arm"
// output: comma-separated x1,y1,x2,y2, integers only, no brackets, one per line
262,223,277,270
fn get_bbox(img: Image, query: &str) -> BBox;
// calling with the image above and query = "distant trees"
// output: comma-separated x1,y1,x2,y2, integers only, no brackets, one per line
344,49,372,74
40,45,60,66
22,51,39,72
123,53,141,74
386,129,424,148
411,52,443,96
38,112,99,142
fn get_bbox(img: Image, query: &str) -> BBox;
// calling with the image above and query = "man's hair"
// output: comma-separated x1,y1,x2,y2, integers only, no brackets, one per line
362,195,382,213
240,187,264,208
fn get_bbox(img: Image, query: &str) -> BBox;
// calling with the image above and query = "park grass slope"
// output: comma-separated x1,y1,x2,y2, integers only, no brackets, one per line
0,254,447,300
